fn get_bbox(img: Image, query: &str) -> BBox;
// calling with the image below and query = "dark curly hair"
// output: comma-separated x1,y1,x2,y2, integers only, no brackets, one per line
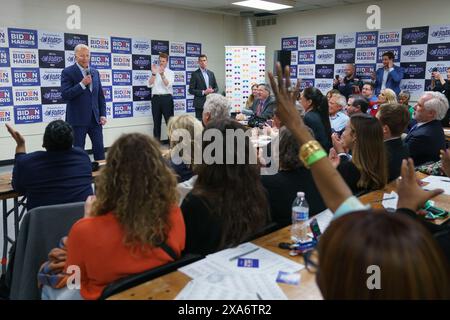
42,120,73,151
92,133,178,248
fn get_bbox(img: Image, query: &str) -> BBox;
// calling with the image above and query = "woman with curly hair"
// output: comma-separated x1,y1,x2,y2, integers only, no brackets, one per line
42,133,185,300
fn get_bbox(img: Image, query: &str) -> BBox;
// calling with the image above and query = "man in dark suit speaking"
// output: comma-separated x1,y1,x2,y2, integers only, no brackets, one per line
61,44,107,160
189,54,218,120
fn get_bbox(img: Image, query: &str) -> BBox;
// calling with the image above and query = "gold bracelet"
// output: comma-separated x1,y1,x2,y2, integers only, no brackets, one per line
299,140,326,168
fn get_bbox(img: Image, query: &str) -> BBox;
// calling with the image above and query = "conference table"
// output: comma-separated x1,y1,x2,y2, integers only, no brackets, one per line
0,161,105,274
108,172,450,300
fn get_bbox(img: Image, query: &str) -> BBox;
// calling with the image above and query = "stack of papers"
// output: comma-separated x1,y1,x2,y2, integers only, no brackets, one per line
176,242,304,300
421,175,450,195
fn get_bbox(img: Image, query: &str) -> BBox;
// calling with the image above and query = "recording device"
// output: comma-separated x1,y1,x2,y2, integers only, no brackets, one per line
85,68,91,76
335,75,340,80
432,67,438,72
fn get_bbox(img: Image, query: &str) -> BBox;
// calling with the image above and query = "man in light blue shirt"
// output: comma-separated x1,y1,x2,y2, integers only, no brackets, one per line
329,93,349,134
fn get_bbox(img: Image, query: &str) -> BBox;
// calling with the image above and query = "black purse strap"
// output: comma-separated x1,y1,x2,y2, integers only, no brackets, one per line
159,242,178,260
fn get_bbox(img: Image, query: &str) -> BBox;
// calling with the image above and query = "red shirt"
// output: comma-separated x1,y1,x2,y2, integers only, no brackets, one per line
64,206,185,300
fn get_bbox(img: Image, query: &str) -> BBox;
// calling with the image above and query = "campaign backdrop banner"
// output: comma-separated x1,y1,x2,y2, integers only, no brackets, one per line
282,24,450,100
0,26,203,124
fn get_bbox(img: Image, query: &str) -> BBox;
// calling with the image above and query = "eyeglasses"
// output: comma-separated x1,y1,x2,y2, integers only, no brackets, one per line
303,249,319,274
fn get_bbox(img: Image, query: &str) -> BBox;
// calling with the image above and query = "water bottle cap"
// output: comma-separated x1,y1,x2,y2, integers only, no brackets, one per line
297,192,305,197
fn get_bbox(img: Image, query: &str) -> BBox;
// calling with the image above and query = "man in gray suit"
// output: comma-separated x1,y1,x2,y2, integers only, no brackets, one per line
248,84,276,120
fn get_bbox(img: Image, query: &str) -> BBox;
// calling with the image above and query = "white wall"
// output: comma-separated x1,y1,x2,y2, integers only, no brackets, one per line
0,0,240,161
257,0,450,81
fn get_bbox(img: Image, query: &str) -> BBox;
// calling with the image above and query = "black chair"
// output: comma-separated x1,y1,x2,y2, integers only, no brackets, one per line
9,202,85,300
99,253,204,300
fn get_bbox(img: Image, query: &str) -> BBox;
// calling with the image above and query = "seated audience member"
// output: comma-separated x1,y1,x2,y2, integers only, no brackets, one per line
6,121,93,211
369,88,397,117
300,87,332,151
332,64,362,99
268,64,450,299
398,90,414,119
181,118,270,255
405,91,449,166
376,104,410,181
245,83,259,109
41,133,185,300
261,127,326,228
202,93,231,125
345,95,369,116
361,82,378,114
317,210,450,299
431,67,450,127
328,93,349,134
330,114,388,194
166,115,203,183
248,84,276,120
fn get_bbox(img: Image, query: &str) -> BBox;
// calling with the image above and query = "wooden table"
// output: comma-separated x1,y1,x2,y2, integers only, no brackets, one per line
359,172,450,225
108,225,323,300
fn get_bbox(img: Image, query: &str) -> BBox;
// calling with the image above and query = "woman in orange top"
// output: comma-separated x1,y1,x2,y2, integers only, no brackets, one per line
42,133,185,300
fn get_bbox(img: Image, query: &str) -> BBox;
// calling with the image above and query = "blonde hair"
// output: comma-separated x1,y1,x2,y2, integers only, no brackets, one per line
380,89,398,105
167,115,203,166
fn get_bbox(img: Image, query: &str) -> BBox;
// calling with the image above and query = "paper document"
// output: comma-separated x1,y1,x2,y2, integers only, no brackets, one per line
421,175,450,195
175,280,258,300
382,191,399,210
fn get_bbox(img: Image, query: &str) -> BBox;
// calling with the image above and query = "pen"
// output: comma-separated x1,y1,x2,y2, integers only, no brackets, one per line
256,293,263,300
440,179,450,183
229,248,260,261
371,196,396,203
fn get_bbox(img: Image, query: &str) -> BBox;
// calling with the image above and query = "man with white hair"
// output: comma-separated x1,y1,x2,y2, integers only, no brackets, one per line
328,93,349,134
61,44,107,160
202,93,231,126
405,91,449,165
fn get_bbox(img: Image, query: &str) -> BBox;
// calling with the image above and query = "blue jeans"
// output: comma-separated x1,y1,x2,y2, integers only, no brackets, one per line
41,285,83,300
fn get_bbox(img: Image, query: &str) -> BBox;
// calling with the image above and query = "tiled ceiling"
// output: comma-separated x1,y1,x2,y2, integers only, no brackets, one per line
122,0,378,16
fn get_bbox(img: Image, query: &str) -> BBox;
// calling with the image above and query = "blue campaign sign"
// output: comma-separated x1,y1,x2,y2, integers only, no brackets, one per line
8,28,38,48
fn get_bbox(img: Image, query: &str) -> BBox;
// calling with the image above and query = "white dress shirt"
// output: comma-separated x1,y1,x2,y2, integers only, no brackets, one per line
148,68,174,95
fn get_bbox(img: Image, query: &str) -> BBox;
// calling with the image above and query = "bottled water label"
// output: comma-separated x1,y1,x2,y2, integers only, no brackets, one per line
292,206,309,221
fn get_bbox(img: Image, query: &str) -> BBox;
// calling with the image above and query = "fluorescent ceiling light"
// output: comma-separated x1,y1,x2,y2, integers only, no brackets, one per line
232,0,293,11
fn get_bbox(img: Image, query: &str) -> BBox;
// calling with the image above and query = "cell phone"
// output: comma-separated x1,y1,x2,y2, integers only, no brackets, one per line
432,67,438,72
335,75,340,80
309,218,322,241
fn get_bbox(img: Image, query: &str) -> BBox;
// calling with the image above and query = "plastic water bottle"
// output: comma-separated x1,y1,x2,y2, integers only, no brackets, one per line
291,192,309,243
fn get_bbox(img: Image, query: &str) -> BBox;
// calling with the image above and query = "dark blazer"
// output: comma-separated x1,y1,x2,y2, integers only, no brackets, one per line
261,167,326,228
11,147,94,210
188,68,218,110
61,64,106,126
250,96,276,120
405,120,446,166
374,65,404,96
304,110,331,151
385,138,409,181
